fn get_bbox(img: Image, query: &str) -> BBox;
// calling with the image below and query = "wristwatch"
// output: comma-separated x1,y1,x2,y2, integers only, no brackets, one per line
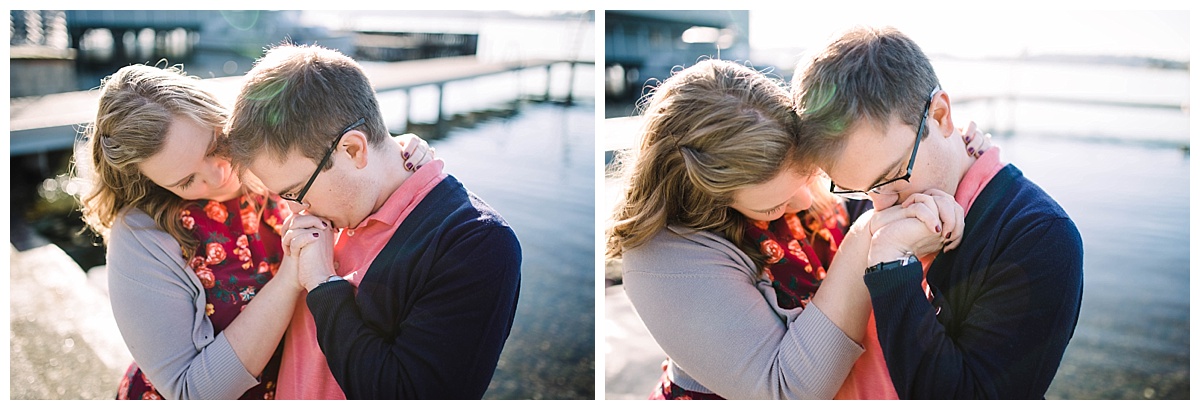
318,274,345,286
865,253,919,274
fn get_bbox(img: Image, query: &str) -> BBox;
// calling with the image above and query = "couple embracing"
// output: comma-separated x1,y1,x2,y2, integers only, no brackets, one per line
607,26,1084,400
79,43,521,399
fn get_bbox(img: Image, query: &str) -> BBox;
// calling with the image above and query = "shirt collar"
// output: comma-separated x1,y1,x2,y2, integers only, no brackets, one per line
348,159,447,232
954,147,1007,213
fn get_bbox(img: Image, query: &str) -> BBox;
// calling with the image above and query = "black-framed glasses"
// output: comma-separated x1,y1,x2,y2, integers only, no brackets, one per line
282,117,366,204
830,86,940,199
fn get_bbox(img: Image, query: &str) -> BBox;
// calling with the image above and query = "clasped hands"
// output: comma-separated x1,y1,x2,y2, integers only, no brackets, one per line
852,121,992,269
272,134,435,292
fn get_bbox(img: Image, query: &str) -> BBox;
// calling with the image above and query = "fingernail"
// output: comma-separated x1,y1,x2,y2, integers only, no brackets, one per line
312,232,319,238
406,162,414,171
965,135,972,143
935,225,941,233
945,231,952,239
322,221,327,228
402,151,410,160
968,147,975,155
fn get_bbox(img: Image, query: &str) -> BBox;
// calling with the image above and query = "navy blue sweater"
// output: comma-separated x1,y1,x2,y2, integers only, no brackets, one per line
306,175,522,399
864,164,1084,399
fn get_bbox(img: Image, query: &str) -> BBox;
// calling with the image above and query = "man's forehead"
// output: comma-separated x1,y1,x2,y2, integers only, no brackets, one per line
825,119,884,165
249,153,301,186
826,120,906,183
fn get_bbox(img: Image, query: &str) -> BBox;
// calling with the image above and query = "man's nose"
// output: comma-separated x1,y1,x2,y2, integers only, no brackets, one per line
285,200,309,215
869,191,900,211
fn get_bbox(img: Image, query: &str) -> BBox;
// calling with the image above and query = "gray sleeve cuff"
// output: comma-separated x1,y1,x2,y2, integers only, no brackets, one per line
186,331,261,399
778,302,865,399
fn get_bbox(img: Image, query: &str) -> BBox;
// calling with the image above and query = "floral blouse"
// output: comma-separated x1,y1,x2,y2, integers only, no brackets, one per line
116,192,290,400
747,205,851,310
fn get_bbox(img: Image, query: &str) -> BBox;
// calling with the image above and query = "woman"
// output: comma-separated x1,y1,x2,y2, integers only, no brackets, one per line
605,59,987,399
75,64,432,399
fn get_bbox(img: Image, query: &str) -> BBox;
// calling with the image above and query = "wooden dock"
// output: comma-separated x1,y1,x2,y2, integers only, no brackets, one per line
10,56,588,156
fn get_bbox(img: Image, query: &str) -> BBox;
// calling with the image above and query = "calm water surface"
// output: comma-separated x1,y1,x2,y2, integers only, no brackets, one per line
999,136,1190,399
425,102,596,399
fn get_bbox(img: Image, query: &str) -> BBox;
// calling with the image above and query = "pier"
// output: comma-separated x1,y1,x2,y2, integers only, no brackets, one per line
10,55,591,157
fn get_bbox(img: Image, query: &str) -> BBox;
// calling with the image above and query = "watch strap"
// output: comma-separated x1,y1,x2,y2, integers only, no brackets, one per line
865,253,918,274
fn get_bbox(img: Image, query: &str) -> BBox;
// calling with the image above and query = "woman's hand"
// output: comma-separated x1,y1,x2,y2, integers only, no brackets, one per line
271,247,304,293
396,133,435,172
961,121,995,158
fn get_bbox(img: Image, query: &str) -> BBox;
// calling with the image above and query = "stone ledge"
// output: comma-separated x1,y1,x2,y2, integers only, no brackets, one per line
9,244,132,399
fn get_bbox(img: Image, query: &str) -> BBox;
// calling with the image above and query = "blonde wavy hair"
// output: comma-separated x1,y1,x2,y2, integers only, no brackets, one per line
606,59,838,272
75,64,241,259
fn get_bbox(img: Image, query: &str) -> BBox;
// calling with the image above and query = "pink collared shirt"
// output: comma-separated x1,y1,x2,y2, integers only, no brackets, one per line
276,160,447,400
838,149,1008,400
954,147,1007,213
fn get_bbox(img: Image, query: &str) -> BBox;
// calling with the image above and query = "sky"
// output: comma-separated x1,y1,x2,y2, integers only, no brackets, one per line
750,9,1189,61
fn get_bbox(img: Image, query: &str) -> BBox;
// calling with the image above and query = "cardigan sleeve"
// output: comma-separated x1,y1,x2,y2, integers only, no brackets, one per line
864,216,1084,399
622,228,864,399
306,224,521,399
106,210,260,399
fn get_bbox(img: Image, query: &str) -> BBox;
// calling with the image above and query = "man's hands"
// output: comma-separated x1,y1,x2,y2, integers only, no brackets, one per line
866,189,964,268
280,208,337,292
860,120,991,270
274,134,434,293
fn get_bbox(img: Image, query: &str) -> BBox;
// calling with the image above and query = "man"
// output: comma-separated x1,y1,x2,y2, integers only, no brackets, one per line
226,44,521,399
791,26,1084,399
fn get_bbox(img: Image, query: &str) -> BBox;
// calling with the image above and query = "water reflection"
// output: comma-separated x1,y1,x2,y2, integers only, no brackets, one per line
431,102,596,399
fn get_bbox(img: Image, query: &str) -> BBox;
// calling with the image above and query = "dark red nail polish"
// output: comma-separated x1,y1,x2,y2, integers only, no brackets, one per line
935,225,941,233
402,151,410,160
312,232,319,238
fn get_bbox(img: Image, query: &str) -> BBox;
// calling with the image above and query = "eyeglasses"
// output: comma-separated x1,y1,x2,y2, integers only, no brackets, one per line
281,117,366,204
830,86,940,200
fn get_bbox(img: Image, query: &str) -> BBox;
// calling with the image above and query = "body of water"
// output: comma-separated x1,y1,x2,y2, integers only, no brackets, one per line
941,61,1190,399
935,59,1189,145
430,102,596,399
1002,136,1189,399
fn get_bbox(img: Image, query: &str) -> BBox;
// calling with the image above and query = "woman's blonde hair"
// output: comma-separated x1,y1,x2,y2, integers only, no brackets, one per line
75,63,235,259
606,59,829,271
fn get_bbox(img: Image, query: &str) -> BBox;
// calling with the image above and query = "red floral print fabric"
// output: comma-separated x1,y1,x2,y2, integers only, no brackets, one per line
116,193,289,400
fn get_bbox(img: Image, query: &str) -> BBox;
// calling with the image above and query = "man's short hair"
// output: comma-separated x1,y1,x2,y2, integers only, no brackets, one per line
791,26,940,168
227,43,389,170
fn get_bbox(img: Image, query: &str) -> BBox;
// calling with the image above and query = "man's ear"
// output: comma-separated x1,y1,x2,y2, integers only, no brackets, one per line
931,90,955,138
341,130,370,169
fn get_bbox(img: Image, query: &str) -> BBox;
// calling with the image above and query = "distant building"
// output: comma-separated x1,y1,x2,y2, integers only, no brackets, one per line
604,10,750,108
